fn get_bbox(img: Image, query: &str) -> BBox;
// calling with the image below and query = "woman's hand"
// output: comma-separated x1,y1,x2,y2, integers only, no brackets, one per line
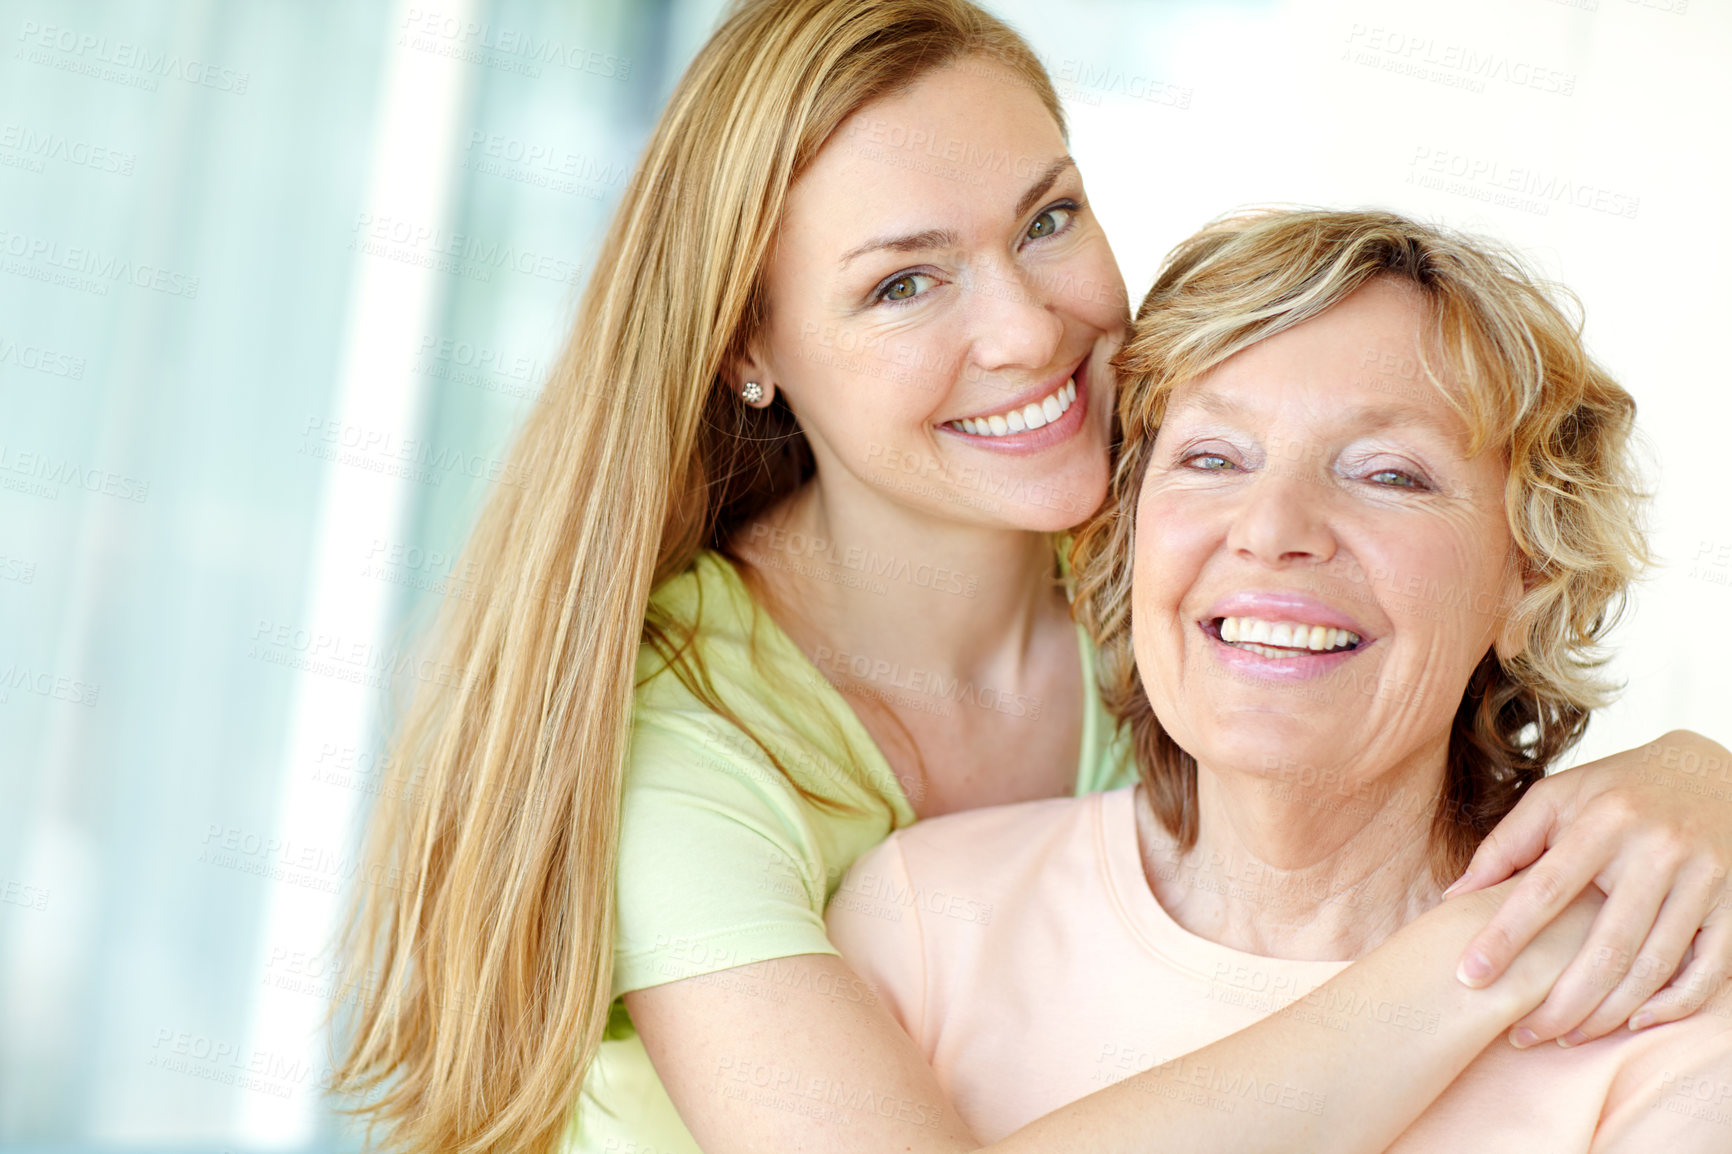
1445,729,1732,1046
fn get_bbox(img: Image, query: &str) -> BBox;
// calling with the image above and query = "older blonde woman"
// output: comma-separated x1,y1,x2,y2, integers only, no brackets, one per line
827,210,1732,1151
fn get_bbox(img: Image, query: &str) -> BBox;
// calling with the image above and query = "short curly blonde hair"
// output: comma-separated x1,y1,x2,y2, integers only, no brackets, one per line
1072,208,1650,881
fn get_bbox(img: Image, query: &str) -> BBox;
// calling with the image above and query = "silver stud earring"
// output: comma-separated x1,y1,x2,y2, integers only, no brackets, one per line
741,381,764,405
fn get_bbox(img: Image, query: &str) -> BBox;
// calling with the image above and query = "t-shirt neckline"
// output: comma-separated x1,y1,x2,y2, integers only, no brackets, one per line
698,548,1107,820
1096,787,1353,987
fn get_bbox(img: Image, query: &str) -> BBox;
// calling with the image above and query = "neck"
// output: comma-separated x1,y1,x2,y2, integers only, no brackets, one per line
734,476,1071,685
1136,746,1450,960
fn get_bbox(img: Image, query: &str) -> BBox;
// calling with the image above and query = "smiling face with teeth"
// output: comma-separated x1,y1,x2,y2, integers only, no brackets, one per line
1129,279,1528,812
740,56,1126,532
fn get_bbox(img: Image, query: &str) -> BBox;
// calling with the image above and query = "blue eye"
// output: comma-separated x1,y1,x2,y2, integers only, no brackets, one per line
1187,453,1234,471
1368,468,1425,488
1026,203,1077,241
876,271,936,305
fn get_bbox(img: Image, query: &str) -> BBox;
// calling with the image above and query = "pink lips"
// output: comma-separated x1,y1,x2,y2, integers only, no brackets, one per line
938,354,1091,455
1200,591,1375,683
1205,591,1371,638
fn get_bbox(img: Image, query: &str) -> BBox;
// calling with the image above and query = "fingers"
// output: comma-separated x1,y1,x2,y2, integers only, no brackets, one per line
1556,863,1721,1044
1502,856,1673,1046
1457,823,1606,989
1447,779,1565,900
1631,914,1732,1030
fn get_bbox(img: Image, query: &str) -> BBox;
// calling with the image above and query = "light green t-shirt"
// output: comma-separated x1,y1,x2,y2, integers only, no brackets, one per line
566,549,1133,1152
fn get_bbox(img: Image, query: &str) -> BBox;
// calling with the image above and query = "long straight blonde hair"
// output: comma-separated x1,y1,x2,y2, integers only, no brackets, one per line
326,3,1065,1151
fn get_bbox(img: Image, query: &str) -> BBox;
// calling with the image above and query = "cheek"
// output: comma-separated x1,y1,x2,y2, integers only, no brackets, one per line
1137,482,1221,582
778,316,963,430
1055,237,1129,328
1130,482,1206,650
1369,509,1509,666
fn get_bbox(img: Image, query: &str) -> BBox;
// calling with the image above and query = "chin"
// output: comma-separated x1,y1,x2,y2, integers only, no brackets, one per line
939,437,1109,533
1034,451,1108,531
1171,713,1336,779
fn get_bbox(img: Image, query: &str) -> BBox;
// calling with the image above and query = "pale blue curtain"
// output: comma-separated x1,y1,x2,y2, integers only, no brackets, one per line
0,0,677,1147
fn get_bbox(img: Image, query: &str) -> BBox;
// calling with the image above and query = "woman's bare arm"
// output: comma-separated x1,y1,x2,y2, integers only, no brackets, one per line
627,879,1596,1154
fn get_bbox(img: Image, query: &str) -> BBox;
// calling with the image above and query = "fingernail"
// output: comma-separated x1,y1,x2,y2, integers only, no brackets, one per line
1511,1028,1538,1049
1443,871,1472,898
1630,1013,1654,1032
1457,951,1493,987
1558,1031,1586,1048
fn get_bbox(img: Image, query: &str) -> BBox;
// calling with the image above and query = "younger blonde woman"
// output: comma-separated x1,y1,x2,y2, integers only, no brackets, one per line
327,3,1732,1152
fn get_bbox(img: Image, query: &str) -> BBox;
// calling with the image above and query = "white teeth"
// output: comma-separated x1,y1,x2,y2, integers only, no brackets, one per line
948,376,1076,437
1236,641,1307,659
1215,615,1361,654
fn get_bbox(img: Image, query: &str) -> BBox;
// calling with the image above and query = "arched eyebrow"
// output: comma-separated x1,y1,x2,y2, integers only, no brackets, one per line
836,155,1078,269
838,227,958,269
1013,156,1076,218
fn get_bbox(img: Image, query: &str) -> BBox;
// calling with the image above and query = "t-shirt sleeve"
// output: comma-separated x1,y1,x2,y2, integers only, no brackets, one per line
611,719,840,996
824,835,930,1048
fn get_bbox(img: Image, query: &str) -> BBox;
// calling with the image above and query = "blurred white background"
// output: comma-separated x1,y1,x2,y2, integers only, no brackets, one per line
0,0,1725,1148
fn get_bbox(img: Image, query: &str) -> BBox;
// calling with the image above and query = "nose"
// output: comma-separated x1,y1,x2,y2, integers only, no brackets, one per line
1226,460,1339,569
961,256,1065,379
